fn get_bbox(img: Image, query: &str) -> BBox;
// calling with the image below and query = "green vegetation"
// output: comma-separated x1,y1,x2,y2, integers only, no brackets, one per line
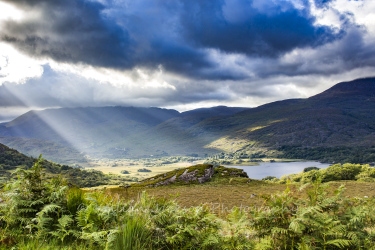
262,176,277,181
0,143,136,187
137,168,152,172
303,166,320,172
279,145,375,164
266,163,375,184
2,157,375,249
214,165,248,178
0,136,87,165
120,170,130,174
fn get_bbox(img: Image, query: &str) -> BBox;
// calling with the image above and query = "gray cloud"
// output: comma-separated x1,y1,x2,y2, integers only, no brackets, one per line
1,0,375,118
0,0,346,80
1,0,133,68
179,0,340,57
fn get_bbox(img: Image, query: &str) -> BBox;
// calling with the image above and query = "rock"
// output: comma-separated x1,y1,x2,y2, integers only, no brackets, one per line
178,169,198,183
153,174,177,187
197,166,215,184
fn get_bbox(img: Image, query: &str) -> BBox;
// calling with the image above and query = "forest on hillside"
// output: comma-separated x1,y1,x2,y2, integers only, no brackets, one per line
0,144,136,187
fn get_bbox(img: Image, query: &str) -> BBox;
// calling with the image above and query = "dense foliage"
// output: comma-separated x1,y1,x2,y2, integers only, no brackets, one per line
1,158,375,249
268,163,375,184
279,145,375,163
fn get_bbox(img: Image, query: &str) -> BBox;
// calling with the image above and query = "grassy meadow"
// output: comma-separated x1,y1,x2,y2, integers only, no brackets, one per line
106,179,375,214
83,157,205,179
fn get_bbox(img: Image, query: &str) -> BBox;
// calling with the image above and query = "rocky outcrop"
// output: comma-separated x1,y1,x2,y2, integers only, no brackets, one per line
197,167,215,183
146,166,215,187
151,174,177,187
131,164,250,188
132,164,218,187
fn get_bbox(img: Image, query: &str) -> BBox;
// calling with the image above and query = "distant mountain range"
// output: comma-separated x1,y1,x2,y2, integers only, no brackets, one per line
0,106,248,162
1,77,375,164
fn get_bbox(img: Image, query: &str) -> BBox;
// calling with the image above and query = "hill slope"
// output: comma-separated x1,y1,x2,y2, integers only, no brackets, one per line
1,78,375,163
0,136,87,165
188,78,375,162
0,106,180,159
0,106,248,160
0,142,134,187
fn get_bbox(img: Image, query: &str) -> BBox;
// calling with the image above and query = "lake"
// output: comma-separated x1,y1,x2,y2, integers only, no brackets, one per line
229,161,331,179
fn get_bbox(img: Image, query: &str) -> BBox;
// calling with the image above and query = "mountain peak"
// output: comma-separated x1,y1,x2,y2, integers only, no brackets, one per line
311,77,375,99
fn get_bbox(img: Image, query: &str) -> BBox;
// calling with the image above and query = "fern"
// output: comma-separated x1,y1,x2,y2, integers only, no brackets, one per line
49,215,80,243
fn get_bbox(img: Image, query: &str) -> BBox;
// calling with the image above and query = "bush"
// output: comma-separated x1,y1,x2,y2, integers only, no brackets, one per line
262,176,277,181
120,170,130,174
66,187,86,216
303,166,320,172
137,168,151,172
321,163,363,182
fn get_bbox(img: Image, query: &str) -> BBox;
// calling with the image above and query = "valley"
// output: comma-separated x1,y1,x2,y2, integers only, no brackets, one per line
1,78,375,166
83,156,205,180
2,78,375,249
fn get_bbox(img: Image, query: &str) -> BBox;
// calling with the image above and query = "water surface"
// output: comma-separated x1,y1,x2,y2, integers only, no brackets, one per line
229,161,331,180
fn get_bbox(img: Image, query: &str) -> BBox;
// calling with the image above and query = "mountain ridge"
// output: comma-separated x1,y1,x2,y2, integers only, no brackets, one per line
1,77,375,163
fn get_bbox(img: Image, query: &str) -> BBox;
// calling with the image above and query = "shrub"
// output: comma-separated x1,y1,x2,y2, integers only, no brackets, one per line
262,176,277,181
137,168,151,172
66,187,86,216
113,216,152,250
321,163,363,182
303,166,320,172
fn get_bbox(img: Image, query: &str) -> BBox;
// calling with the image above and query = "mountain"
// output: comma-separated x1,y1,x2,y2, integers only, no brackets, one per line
183,77,375,162
1,77,375,163
0,106,248,161
0,106,180,160
181,106,249,119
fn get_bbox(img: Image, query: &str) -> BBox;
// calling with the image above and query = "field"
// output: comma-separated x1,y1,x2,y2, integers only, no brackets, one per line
82,157,205,179
105,178,375,214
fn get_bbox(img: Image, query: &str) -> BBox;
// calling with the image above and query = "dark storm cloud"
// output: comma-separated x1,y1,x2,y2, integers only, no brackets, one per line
179,0,340,57
0,0,344,80
254,27,375,78
1,0,133,68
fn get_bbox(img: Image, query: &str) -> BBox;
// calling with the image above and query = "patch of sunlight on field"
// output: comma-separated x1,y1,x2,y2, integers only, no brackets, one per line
204,136,250,152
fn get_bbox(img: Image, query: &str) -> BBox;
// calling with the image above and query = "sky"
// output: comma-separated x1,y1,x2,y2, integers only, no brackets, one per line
0,0,375,122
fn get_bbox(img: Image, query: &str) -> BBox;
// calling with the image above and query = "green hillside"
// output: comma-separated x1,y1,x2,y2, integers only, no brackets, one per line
0,136,87,164
1,78,375,163
183,78,375,162
0,143,134,187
